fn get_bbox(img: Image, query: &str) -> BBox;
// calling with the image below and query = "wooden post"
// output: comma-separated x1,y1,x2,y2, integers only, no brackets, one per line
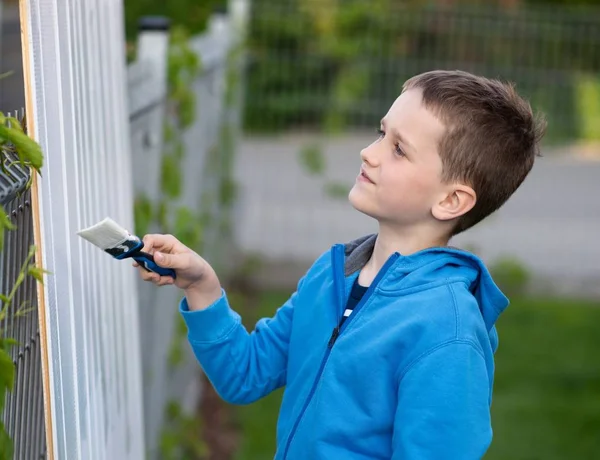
18,1,54,458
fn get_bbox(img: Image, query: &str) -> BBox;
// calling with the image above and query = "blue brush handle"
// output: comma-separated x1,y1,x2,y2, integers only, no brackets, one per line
133,251,176,279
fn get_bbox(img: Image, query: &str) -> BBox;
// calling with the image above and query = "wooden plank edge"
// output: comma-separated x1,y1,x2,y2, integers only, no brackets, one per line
18,1,55,459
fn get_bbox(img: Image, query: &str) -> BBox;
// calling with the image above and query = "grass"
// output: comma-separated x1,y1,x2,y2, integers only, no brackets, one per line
229,291,600,460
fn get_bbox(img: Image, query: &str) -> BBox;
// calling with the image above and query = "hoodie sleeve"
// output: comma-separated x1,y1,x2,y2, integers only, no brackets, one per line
179,280,302,405
392,340,492,459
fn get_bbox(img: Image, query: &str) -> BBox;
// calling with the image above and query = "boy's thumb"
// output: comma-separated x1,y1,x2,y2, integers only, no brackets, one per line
154,251,178,268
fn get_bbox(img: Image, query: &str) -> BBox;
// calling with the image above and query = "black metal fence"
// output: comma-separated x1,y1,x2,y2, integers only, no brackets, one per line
244,1,600,145
1,152,46,457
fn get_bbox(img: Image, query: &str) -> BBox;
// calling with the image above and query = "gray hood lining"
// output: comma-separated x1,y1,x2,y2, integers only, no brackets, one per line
344,234,377,276
343,234,464,277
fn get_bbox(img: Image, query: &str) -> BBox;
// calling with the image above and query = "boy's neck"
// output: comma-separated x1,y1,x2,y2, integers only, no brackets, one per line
359,223,448,285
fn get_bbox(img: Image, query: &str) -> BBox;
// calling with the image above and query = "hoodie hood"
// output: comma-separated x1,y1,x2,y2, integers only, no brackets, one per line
344,234,509,332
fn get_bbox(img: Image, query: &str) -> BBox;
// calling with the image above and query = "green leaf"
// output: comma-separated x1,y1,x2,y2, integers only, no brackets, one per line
0,383,5,413
28,266,48,284
0,294,9,304
0,338,19,350
0,123,43,170
0,205,16,230
134,194,154,236
163,122,175,143
167,342,184,369
176,314,187,337
0,206,16,252
159,429,179,460
160,154,182,199
173,207,202,250
323,181,349,199
6,117,24,132
165,400,182,421
219,178,238,207
178,92,196,128
0,421,14,460
156,200,170,233
298,143,325,176
0,349,15,391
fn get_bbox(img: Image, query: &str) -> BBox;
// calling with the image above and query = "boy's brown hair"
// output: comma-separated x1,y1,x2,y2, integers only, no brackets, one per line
403,70,546,235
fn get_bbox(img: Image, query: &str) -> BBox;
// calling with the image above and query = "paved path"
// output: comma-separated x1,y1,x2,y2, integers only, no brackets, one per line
233,132,600,296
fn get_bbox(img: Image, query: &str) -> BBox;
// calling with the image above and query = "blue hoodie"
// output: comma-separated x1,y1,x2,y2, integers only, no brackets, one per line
180,235,509,459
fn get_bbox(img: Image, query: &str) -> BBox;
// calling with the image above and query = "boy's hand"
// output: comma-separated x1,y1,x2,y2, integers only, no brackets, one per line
133,234,222,310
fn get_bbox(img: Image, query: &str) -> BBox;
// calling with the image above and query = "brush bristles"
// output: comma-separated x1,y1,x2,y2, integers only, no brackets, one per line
77,217,138,250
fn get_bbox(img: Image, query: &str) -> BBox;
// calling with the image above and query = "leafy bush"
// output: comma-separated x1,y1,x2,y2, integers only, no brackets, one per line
244,0,600,143
490,256,531,297
124,0,226,41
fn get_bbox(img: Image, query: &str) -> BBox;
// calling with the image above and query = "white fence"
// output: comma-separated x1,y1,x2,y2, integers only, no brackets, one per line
17,0,245,458
22,0,145,458
128,10,245,457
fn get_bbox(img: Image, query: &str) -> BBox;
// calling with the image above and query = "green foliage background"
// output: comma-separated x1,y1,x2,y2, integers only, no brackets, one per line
125,0,600,144
243,0,600,143
124,0,227,41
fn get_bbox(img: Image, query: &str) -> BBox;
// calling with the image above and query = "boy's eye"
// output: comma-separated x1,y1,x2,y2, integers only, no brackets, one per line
377,128,404,156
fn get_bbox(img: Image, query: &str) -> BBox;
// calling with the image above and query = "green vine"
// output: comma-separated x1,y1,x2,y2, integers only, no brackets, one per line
167,315,188,370
156,27,211,457
206,43,243,241
159,401,208,460
133,193,153,238
0,112,46,460
130,19,244,458
160,26,203,248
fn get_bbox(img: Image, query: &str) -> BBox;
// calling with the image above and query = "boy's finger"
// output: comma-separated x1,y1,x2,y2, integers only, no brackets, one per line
141,235,155,254
156,276,174,286
142,233,184,254
137,266,157,282
153,251,189,270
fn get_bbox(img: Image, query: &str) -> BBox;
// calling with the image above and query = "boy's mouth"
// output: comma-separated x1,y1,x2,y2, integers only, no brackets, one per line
359,167,375,184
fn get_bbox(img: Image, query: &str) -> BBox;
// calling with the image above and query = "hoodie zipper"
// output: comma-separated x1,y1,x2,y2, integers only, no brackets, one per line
281,245,399,459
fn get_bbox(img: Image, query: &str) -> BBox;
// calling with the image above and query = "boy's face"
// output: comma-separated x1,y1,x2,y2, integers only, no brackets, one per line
348,89,448,227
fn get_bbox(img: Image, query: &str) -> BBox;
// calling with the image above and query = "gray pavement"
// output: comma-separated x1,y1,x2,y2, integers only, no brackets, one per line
233,132,600,297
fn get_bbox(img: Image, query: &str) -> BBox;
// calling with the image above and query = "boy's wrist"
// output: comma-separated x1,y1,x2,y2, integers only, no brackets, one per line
184,278,223,311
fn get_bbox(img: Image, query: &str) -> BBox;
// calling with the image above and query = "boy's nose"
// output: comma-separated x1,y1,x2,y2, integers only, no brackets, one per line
360,142,379,167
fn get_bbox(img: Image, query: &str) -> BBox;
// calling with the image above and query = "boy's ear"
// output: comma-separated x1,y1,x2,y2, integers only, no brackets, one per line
432,184,476,222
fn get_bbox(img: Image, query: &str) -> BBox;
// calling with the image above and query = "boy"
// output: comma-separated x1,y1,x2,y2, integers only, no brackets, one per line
135,70,546,459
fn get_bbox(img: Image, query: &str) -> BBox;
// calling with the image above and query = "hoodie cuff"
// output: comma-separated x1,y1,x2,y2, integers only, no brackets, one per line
179,289,240,343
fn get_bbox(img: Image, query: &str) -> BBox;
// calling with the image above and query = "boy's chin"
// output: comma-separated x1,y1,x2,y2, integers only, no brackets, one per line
348,189,379,219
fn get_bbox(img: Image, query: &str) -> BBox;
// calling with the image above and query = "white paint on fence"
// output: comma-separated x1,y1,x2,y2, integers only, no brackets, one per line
23,0,144,458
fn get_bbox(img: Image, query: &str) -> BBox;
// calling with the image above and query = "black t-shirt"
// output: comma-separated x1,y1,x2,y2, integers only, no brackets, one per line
341,277,368,326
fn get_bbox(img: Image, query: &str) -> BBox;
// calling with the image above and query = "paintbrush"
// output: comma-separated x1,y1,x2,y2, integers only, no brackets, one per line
77,217,176,278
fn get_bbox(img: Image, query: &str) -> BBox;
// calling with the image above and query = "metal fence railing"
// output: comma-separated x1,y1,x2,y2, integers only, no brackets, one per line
0,136,47,459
